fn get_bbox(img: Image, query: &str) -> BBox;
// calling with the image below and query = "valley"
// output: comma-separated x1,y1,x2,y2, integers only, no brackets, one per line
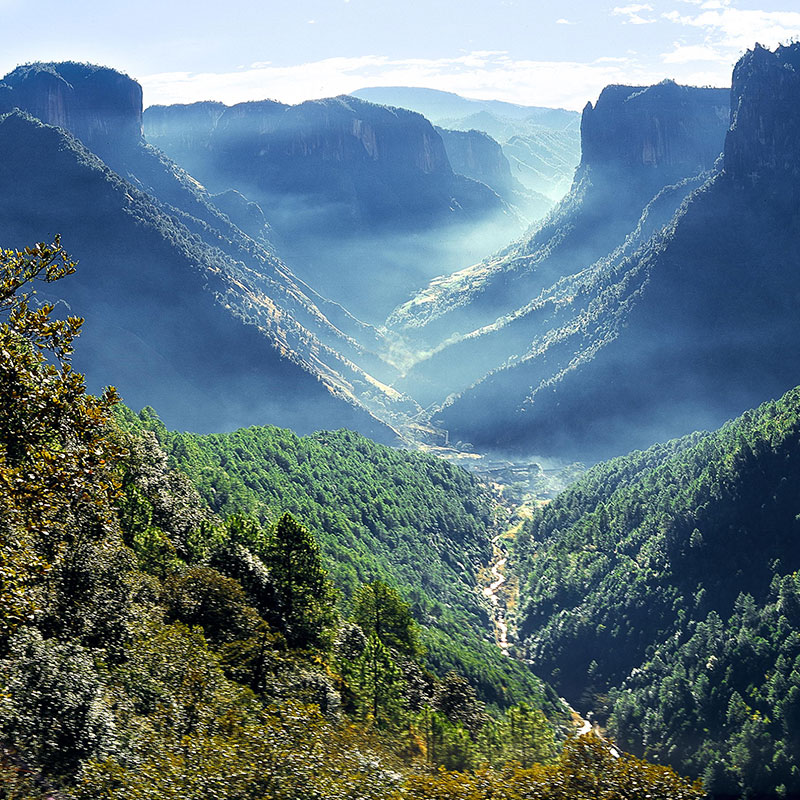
1,32,800,800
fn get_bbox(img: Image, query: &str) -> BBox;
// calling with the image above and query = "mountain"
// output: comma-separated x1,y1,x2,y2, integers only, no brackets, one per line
144,96,523,321
351,87,582,202
350,86,578,129
435,126,553,220
510,384,800,798
431,46,800,459
0,62,410,441
389,79,730,348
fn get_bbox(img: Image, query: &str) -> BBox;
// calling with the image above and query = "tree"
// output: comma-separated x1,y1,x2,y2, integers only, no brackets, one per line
353,633,405,728
0,239,119,646
261,512,337,649
353,580,423,658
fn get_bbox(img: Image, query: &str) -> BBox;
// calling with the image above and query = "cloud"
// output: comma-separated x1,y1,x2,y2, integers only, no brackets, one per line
661,43,726,63
555,18,575,25
613,4,657,24
663,7,800,52
139,52,653,112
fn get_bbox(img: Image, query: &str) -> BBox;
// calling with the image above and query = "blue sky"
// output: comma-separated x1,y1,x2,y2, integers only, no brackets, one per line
2,1,799,109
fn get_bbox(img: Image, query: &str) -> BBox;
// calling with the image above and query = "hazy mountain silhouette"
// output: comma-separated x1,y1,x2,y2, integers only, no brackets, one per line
0,63,411,441
352,86,581,202
144,96,524,321
433,45,800,460
389,80,730,348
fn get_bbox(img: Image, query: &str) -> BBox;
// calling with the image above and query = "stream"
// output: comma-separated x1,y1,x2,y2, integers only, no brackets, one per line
481,520,618,754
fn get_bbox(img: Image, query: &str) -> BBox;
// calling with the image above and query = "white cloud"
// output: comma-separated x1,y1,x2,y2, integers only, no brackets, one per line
139,52,653,111
663,7,800,52
661,43,725,63
556,18,575,25
613,4,657,24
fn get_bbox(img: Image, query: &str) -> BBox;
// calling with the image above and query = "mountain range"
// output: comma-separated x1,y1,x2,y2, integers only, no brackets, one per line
0,63,409,441
351,86,582,201
143,94,529,321
385,48,800,461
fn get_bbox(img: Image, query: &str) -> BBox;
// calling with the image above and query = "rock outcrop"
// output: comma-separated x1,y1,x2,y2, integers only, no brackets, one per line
0,62,143,157
388,80,730,346
725,43,800,206
145,95,507,231
581,80,728,178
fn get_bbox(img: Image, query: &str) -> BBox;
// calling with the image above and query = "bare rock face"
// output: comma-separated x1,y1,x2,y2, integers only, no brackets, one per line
0,62,143,156
725,43,800,205
143,95,510,233
580,80,729,180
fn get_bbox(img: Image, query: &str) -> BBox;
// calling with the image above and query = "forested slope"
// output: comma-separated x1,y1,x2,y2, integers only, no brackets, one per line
514,386,800,797
121,408,555,710
0,239,702,799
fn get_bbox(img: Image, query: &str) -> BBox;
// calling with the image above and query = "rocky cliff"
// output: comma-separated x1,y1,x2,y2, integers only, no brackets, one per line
435,126,552,219
145,95,497,228
725,43,800,206
581,80,728,178
0,62,143,157
388,80,730,346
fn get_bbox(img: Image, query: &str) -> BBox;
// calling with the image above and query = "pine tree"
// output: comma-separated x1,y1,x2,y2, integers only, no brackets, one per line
262,512,336,649
353,580,422,657
354,633,405,728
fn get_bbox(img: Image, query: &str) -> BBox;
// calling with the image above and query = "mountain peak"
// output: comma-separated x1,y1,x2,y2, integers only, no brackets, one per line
0,61,143,156
725,41,800,204
580,80,729,174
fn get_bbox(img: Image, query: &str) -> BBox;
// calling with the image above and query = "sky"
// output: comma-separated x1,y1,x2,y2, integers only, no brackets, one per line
1,0,799,110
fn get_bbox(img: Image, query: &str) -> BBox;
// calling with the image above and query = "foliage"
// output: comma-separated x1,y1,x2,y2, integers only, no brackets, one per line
119,406,556,713
0,239,119,644
514,386,800,796
403,735,704,800
260,512,338,649
354,580,423,658
0,240,700,800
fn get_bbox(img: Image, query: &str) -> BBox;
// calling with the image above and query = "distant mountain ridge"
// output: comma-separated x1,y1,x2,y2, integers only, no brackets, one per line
351,86,582,202
0,62,410,441
389,79,730,348
430,46,800,459
350,86,578,128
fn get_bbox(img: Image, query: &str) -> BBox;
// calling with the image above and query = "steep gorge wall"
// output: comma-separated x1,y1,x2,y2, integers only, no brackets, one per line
0,62,143,157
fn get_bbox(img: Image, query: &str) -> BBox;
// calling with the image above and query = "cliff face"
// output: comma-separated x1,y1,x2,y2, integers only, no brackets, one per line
142,95,509,230
434,44,800,460
204,96,455,204
725,43,800,204
388,80,730,347
0,62,142,156
436,127,514,192
580,80,729,179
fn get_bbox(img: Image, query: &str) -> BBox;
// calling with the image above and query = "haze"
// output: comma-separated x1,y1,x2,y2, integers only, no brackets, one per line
2,1,800,110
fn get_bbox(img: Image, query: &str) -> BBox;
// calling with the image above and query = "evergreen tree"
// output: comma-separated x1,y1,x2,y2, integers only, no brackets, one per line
262,512,337,649
353,580,423,657
354,633,405,728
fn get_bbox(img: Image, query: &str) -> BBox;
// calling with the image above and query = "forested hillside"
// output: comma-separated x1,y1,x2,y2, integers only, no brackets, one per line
513,386,800,797
0,239,703,798
120,407,556,709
